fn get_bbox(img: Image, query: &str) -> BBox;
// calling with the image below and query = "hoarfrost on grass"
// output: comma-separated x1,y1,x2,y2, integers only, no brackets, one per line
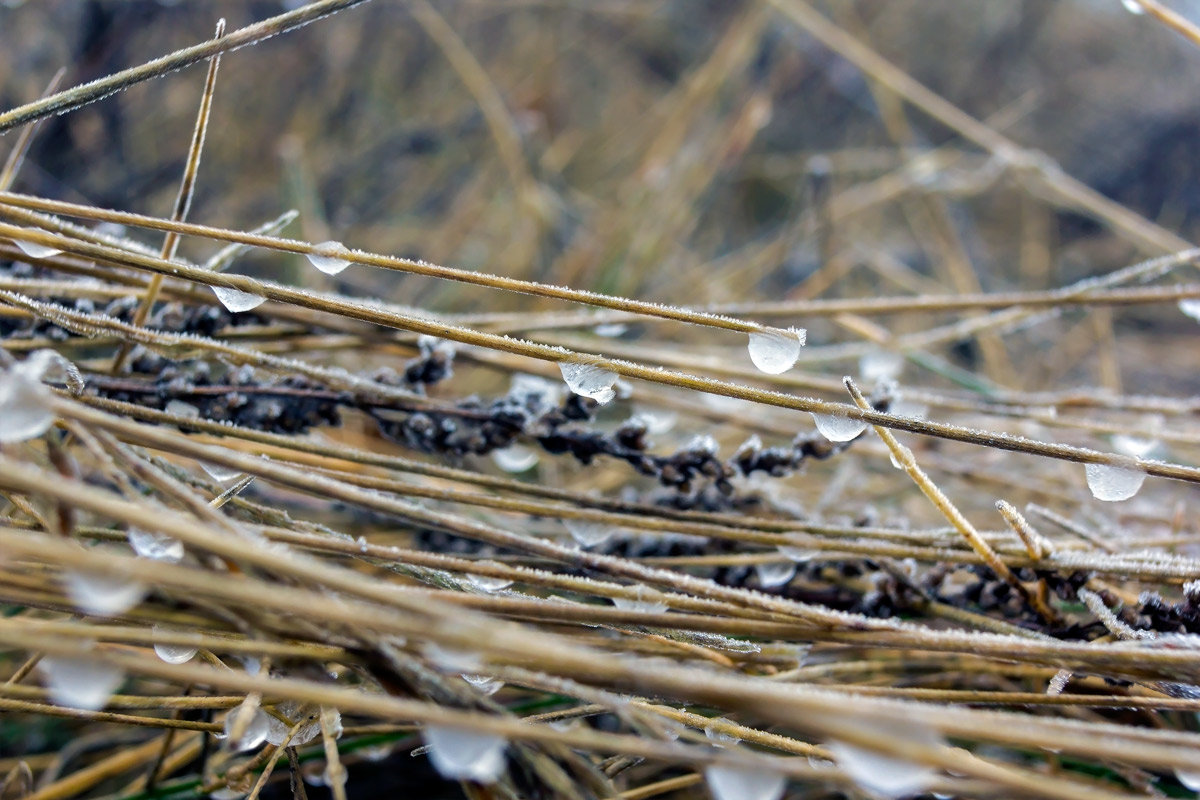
306,241,353,275
165,400,200,419
704,764,787,800
633,407,677,435
747,326,805,375
40,657,124,710
811,412,867,442
558,360,618,404
1085,463,1146,502
424,726,507,783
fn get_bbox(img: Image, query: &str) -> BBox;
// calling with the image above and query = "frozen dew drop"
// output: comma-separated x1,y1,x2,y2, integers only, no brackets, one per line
224,707,271,751
492,444,539,473
1112,434,1158,458
425,642,482,673
424,726,507,783
461,673,504,696
212,285,266,313
165,400,200,419
859,350,904,384
466,567,513,593
558,361,618,404
704,764,787,800
593,322,627,337
1085,463,1146,502
209,789,246,800
755,561,797,589
563,517,617,548
152,625,197,664
1176,769,1200,791
612,588,669,615
14,238,63,259
811,412,867,442
828,736,938,799
1180,299,1200,322
128,528,184,563
63,570,146,617
747,326,805,375
40,657,124,710
1122,0,1145,13
306,241,353,275
200,460,242,483
0,363,54,443
704,719,741,747
264,702,326,746
779,545,818,563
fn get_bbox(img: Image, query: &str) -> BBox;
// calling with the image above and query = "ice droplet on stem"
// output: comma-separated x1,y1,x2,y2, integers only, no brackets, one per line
40,657,124,710
704,764,787,800
0,362,54,443
811,412,867,442
152,625,197,664
558,361,618,404
747,327,805,375
1084,463,1146,502
14,238,63,259
211,285,266,313
128,528,185,563
492,444,539,472
63,570,146,617
306,241,353,275
754,561,797,588
1180,298,1200,322
424,726,507,783
828,724,940,799
563,517,616,548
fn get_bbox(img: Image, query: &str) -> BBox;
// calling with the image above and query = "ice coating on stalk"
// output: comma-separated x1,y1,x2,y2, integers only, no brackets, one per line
704,764,787,800
1180,299,1200,321
40,657,124,710
1085,463,1146,502
747,326,805,375
492,444,539,472
64,571,146,617
461,673,504,695
306,241,353,275
811,412,867,442
779,545,818,562
14,239,63,259
424,726,507,783
128,528,184,563
212,285,266,313
563,518,616,548
755,561,797,588
558,361,618,404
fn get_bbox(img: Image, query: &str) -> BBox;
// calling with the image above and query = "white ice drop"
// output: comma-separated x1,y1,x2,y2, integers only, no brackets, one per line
128,528,184,563
1112,434,1158,458
704,764,786,800
492,444,539,473
704,719,741,747
1085,463,1146,502
466,567,513,593
859,350,904,384
211,285,266,313
755,561,797,589
165,400,200,419
747,327,805,375
461,673,504,696
424,726,507,783
264,702,328,746
40,657,124,710
14,239,64,259
224,707,271,751
1176,768,1200,791
1180,299,1200,322
306,241,353,275
612,593,669,615
152,624,197,664
563,518,616,548
811,412,867,442
558,361,618,404
425,642,483,673
828,739,937,799
779,545,818,563
63,570,146,617
0,362,54,443
1122,0,1145,13
200,460,242,483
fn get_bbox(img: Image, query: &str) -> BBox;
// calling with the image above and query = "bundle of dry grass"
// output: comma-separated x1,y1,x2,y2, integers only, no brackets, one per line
2,2,1200,799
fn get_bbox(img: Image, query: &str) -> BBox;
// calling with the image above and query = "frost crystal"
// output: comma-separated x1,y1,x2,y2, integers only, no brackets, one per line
40,657,124,710
212,285,266,313
128,528,185,563
747,327,805,375
558,361,618,404
811,412,867,442
704,764,787,800
424,726,507,783
1084,463,1146,502
306,241,353,275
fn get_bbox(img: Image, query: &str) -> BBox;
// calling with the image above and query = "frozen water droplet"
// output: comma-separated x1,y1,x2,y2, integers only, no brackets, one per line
466,568,512,593
128,528,184,563
240,656,262,675
14,238,63,259
1176,768,1200,791
612,588,669,614
1122,0,1145,13
632,407,676,435
0,363,54,443
63,570,146,616
40,657,124,710
779,545,818,563
165,400,200,419
200,460,242,483
360,742,396,762
859,350,904,384
461,674,504,695
563,518,616,548
755,561,797,588
307,241,353,275
747,327,805,375
210,789,246,800
212,285,265,313
492,444,539,472
829,737,938,799
593,323,627,337
424,726,507,783
558,361,618,404
224,706,271,751
264,702,326,746
704,764,787,800
1112,434,1158,458
1180,299,1200,322
704,719,741,747
425,642,482,672
889,399,928,420
811,412,867,442
1085,463,1146,502
152,625,197,664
